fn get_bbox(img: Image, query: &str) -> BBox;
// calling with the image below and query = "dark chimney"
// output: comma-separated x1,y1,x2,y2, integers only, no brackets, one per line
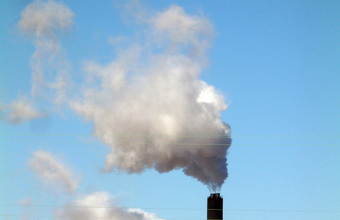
207,193,223,220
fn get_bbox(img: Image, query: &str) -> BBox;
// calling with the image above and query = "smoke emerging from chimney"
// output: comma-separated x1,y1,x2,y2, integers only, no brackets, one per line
71,5,232,191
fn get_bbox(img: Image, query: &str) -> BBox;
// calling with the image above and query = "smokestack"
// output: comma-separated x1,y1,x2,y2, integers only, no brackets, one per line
207,193,223,220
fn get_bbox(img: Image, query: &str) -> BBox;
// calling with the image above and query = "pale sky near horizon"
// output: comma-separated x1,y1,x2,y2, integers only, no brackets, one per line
1,1,340,220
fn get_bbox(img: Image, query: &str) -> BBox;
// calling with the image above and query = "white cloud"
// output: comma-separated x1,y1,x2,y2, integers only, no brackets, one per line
6,96,47,124
28,150,79,194
55,191,165,220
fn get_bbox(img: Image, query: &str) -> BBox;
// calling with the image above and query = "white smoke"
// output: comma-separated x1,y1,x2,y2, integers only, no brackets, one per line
128,208,166,220
71,5,231,191
55,191,164,220
28,150,80,193
6,96,47,124
14,0,232,191
18,198,33,220
27,151,165,219
150,5,213,61
18,0,74,105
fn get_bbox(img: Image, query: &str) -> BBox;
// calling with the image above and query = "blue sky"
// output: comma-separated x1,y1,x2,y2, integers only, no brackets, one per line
1,1,340,220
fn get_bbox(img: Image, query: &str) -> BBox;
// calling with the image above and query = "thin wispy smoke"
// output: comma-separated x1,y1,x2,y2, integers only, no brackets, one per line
18,198,33,220
55,191,165,220
5,0,74,125
27,150,165,219
28,150,80,194
72,5,231,191
18,0,74,105
0,103,4,122
6,96,47,124
18,0,74,38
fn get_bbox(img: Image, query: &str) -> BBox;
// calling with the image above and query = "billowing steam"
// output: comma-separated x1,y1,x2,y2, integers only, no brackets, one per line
10,0,232,191
9,2,232,220
71,5,232,191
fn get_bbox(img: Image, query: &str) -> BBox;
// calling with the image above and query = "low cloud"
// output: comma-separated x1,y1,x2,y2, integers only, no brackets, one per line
28,150,79,193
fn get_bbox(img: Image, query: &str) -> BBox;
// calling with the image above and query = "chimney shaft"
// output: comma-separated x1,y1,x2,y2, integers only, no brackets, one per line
207,193,223,220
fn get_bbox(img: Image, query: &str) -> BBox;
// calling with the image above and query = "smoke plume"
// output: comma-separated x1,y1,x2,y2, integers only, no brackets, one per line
28,150,80,193
3,0,74,126
27,151,165,219
55,191,164,220
71,5,232,191
14,0,231,191
18,0,74,105
5,96,47,124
